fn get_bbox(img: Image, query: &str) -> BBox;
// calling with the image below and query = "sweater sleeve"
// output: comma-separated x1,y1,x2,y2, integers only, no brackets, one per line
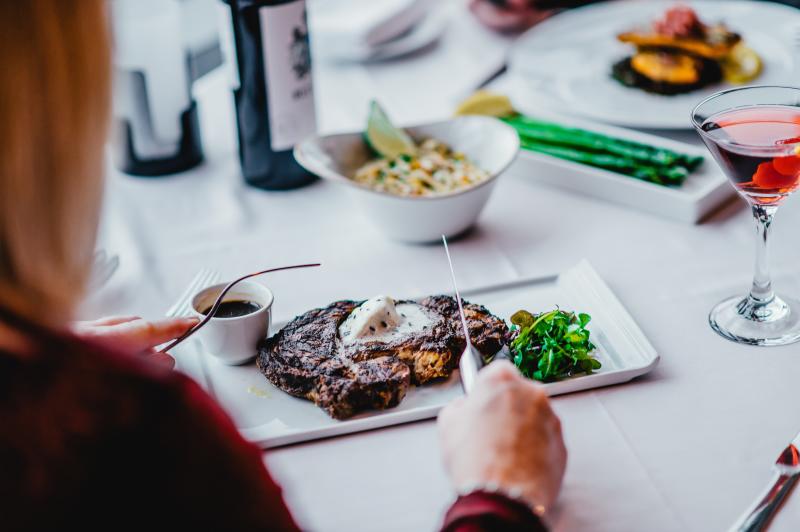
440,491,548,532
142,373,303,531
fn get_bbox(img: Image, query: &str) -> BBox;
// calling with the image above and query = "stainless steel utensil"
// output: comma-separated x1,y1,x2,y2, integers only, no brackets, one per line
159,263,321,354
729,431,800,532
165,268,220,318
441,236,482,393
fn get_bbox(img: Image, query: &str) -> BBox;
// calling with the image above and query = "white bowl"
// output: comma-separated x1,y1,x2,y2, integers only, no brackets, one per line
294,115,520,243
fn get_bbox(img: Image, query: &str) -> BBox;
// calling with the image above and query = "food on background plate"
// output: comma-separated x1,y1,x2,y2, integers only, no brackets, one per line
456,91,703,187
613,5,762,95
509,308,601,382
257,295,507,419
353,101,490,197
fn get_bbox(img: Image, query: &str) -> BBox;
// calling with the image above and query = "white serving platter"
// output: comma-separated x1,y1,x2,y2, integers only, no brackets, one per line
503,104,736,223
507,0,800,129
175,260,659,449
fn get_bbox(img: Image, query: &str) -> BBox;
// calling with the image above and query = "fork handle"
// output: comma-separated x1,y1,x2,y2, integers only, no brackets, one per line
730,473,799,532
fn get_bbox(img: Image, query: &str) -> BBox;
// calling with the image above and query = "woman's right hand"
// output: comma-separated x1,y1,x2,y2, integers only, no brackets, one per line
437,360,567,513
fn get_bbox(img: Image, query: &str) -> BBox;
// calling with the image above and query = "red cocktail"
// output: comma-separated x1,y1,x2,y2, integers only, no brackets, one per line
701,106,800,203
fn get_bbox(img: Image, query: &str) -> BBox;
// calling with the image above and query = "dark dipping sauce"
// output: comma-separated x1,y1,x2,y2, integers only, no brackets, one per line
202,300,262,318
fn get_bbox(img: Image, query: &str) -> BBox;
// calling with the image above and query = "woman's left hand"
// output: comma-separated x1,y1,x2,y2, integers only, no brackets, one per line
72,316,199,368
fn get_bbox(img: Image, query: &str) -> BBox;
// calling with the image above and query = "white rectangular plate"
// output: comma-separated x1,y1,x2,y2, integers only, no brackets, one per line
503,106,736,224
175,260,658,448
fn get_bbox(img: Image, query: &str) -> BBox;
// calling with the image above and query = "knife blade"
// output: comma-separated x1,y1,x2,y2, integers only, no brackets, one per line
441,235,483,394
730,430,800,532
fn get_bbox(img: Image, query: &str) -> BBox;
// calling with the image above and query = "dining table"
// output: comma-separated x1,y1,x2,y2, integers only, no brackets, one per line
85,1,800,530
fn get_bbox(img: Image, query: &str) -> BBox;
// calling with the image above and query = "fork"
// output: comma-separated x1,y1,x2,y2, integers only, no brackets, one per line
165,268,221,318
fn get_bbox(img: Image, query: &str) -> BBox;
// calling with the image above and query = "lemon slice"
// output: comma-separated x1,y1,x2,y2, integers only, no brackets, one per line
722,44,763,84
365,100,416,158
455,90,515,117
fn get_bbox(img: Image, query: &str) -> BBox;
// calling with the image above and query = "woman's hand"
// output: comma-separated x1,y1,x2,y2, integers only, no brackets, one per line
469,0,553,32
437,360,567,513
72,316,199,368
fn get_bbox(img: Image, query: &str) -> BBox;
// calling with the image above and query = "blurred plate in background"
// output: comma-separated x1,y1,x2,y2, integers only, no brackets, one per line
508,0,800,129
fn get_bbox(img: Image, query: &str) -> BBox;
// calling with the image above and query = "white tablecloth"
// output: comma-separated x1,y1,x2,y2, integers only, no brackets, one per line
88,3,800,530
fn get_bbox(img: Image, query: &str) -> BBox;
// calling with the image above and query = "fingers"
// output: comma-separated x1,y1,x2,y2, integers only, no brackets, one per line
109,317,199,351
92,315,142,326
76,316,141,328
147,350,177,370
78,317,199,353
480,359,519,382
438,396,466,426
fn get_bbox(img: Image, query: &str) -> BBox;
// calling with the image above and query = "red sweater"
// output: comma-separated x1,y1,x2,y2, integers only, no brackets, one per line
0,311,545,531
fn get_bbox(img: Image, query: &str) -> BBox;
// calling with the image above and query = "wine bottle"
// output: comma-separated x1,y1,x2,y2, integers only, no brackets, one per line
221,0,317,190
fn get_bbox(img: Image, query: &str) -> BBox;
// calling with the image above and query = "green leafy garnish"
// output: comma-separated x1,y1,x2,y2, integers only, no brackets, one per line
510,308,601,382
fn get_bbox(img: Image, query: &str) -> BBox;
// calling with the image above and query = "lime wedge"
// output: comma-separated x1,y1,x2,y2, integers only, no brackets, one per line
365,101,416,158
721,44,763,84
455,90,515,118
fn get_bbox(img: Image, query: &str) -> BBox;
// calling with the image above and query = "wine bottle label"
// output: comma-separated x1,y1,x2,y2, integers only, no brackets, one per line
259,1,317,152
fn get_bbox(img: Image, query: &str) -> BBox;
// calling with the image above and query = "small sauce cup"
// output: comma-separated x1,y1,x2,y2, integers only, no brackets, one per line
191,280,273,365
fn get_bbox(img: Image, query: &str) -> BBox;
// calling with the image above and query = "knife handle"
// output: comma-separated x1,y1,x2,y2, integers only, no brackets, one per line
730,472,799,532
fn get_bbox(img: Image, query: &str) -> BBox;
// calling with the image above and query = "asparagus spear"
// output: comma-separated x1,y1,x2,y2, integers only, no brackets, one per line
505,115,703,171
519,139,689,186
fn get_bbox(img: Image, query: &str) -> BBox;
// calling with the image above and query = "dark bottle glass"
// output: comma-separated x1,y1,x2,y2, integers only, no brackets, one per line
222,0,317,190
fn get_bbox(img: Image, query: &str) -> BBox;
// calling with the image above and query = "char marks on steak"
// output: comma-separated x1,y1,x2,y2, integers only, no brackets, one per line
257,296,507,419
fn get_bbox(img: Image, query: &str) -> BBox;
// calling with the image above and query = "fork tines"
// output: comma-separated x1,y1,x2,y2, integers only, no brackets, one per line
165,268,220,318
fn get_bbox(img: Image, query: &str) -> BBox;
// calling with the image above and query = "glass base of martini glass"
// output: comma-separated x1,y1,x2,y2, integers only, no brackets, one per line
708,202,800,346
710,294,800,346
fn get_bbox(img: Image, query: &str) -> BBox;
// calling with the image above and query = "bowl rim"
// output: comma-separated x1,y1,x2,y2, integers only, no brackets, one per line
294,115,520,202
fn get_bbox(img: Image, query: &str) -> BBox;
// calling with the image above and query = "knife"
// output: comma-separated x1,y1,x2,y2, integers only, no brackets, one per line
729,431,800,532
441,235,483,394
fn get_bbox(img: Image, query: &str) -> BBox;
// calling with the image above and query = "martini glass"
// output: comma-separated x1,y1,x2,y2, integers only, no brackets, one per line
692,86,800,346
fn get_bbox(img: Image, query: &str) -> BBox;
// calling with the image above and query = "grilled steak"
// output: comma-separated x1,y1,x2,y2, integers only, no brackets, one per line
257,295,508,419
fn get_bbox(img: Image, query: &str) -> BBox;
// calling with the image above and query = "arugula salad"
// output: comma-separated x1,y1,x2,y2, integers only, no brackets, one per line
509,308,601,382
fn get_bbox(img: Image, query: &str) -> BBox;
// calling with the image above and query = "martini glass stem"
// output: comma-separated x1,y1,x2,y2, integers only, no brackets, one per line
749,203,778,307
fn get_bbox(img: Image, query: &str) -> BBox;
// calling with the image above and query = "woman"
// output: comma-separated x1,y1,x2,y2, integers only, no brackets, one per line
0,2,566,531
